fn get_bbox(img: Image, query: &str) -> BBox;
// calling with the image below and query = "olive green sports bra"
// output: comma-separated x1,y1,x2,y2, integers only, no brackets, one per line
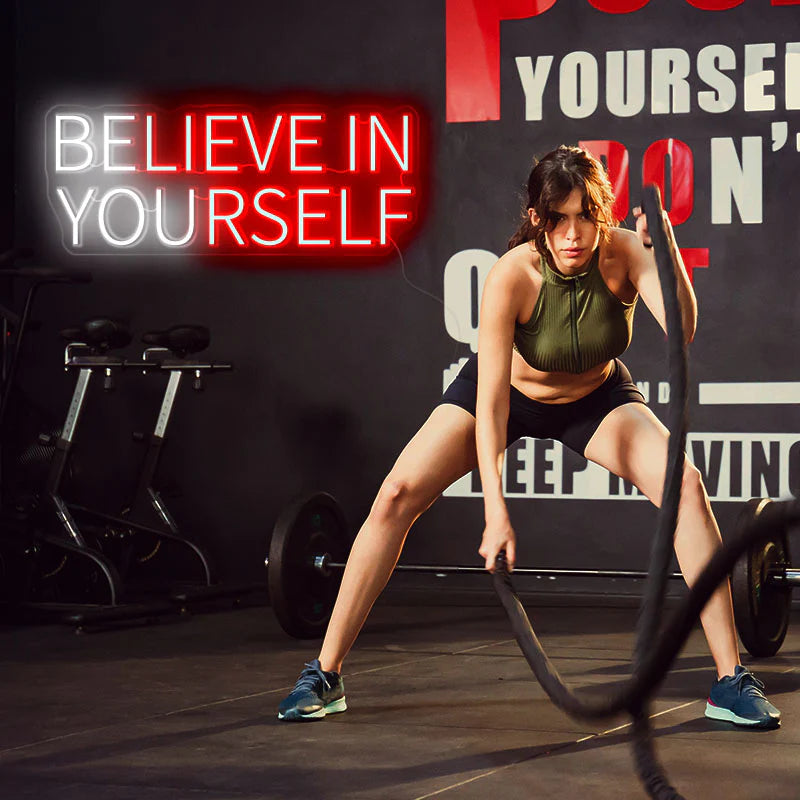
513,247,637,374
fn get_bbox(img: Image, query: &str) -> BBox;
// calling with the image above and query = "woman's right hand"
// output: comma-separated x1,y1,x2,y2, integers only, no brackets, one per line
478,515,517,573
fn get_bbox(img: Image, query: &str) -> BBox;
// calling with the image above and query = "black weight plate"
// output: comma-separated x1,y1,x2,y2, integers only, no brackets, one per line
732,498,791,658
268,492,349,638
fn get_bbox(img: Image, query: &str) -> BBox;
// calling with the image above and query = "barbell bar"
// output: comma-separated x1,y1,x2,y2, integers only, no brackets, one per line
266,492,794,658
771,569,800,585
305,555,800,587
309,556,684,581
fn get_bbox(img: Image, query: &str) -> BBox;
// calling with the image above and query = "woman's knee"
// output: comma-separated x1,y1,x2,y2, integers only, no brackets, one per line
638,459,707,509
370,476,428,524
680,461,710,508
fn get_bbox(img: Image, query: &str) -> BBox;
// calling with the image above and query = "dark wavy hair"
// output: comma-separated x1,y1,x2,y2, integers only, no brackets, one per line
507,146,617,257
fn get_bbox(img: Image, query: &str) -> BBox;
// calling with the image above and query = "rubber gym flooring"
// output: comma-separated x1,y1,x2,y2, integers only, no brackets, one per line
0,583,797,800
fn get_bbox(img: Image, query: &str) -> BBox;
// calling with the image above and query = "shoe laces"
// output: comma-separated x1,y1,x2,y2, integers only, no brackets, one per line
293,661,331,694
729,668,766,699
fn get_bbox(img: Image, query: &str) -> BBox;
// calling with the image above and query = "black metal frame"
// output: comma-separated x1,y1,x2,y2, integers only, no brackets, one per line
0,261,122,608
43,348,234,594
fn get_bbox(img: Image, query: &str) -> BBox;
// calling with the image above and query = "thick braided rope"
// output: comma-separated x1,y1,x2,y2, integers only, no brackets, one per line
491,186,795,799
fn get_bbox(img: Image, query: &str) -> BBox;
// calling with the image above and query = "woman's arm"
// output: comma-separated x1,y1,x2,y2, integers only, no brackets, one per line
475,258,526,570
626,211,697,343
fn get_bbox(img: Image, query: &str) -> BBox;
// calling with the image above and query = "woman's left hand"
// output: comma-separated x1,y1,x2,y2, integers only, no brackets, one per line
632,206,653,248
478,515,517,573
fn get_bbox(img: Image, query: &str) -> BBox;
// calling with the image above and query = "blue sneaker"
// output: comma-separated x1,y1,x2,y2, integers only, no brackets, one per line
277,659,347,721
705,665,780,729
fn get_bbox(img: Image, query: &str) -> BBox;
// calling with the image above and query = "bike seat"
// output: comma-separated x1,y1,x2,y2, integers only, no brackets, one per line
142,325,210,357
60,318,132,351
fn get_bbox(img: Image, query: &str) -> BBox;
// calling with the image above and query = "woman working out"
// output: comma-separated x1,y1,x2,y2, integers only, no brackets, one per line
277,145,780,729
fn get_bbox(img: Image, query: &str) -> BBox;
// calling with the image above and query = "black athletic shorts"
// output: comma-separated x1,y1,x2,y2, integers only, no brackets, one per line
437,355,646,456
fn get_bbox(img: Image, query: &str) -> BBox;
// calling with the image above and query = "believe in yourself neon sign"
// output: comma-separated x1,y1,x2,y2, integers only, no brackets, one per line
46,98,426,262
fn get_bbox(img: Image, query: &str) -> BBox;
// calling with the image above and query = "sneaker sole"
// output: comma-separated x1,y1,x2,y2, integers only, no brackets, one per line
704,702,780,729
277,697,347,722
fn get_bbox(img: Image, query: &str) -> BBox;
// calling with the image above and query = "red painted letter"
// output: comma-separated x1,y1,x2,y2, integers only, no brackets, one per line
685,0,744,8
587,0,649,12
579,140,630,221
679,248,709,284
446,0,557,123
642,139,694,226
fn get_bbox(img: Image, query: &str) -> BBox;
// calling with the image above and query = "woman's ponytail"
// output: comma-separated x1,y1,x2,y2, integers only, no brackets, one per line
507,216,534,250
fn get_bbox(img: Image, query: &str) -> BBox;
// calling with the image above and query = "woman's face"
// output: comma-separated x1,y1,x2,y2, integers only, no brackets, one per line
529,187,600,276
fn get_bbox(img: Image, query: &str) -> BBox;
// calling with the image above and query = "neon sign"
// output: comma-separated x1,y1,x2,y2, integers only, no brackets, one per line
47,97,427,263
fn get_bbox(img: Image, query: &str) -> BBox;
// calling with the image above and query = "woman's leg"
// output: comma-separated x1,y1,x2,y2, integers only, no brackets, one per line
318,403,479,673
583,402,740,679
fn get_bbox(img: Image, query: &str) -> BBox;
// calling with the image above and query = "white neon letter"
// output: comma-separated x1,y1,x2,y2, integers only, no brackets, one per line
55,186,96,246
55,114,93,172
103,114,137,172
98,188,146,246
155,188,195,246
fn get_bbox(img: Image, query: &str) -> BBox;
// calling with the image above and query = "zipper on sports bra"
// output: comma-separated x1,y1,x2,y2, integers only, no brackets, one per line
570,278,581,372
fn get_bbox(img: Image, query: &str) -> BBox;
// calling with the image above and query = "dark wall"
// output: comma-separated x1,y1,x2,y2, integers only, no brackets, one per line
11,0,800,584
12,0,455,582
1,4,13,250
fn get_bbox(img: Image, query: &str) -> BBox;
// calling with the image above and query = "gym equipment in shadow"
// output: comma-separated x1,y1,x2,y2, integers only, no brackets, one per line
46,320,233,603
0,254,127,610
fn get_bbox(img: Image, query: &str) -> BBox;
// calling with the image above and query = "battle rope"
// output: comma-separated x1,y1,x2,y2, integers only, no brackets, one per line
492,185,798,799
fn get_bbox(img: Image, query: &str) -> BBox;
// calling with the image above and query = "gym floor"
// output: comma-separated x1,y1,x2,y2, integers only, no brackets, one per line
0,584,797,800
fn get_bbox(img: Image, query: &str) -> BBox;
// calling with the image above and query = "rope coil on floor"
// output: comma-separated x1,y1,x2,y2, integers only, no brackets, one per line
492,185,797,799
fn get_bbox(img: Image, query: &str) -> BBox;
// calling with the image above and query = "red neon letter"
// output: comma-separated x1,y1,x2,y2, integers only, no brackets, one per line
642,139,694,226
446,0,557,123
297,189,332,245
290,115,324,172
380,188,413,245
208,189,245,246
579,140,630,221
206,115,238,172
145,114,179,173
587,0,649,13
772,0,800,5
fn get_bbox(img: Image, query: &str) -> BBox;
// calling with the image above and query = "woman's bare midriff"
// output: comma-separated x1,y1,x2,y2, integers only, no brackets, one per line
509,348,613,403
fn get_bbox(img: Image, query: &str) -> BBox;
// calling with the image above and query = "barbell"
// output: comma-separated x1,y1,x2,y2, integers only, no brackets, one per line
265,492,794,657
